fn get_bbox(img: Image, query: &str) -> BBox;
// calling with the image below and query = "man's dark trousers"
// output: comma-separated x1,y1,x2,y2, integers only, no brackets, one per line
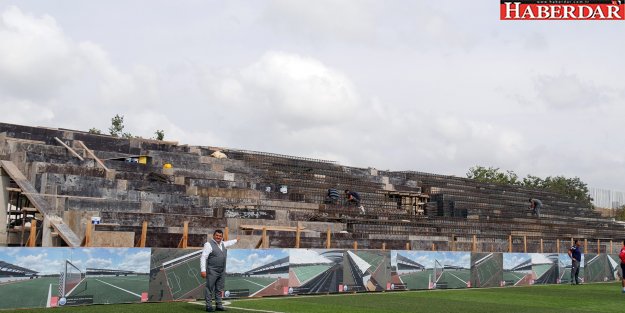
205,240,226,310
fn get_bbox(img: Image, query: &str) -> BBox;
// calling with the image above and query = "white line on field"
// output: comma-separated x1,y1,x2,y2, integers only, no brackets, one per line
46,284,52,307
95,279,141,297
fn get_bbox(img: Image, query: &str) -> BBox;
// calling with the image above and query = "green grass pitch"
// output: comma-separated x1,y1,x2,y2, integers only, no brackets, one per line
4,282,625,313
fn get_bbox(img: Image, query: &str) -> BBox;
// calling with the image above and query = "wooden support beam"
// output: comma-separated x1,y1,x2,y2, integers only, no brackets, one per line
224,227,229,241
178,221,189,248
54,137,84,161
472,235,477,252
540,238,544,253
405,242,410,251
326,226,331,249
431,243,435,251
354,241,358,251
382,242,386,251
138,221,148,247
584,238,588,253
76,141,109,171
523,236,527,253
597,239,600,254
83,222,92,247
26,220,37,247
262,227,268,248
295,222,301,248
557,239,560,253
451,235,455,251
508,235,512,253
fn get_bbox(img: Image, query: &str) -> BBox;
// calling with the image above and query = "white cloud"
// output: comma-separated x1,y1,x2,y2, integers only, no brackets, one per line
118,250,151,273
534,73,612,110
85,257,113,269
15,252,64,275
0,6,82,99
264,0,376,42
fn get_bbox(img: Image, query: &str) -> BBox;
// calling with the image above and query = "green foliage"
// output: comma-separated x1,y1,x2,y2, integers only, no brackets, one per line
154,129,165,140
614,204,625,221
88,128,101,134
467,165,592,206
108,114,126,137
466,166,520,186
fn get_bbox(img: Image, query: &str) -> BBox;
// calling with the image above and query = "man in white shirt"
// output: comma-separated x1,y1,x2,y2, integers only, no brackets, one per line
200,230,238,312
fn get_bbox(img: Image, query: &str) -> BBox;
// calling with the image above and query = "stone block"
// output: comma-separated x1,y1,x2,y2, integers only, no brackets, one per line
186,185,198,196
117,179,128,191
105,169,117,180
141,201,153,213
174,176,185,185
223,172,234,181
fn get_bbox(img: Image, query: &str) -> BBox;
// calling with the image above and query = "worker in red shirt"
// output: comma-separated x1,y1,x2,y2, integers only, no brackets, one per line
620,240,625,293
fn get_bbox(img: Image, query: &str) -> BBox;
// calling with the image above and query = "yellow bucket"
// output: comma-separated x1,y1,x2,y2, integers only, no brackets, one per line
138,156,148,164
163,163,172,169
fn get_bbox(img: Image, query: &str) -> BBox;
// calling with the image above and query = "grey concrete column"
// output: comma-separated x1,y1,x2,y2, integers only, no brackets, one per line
0,169,9,246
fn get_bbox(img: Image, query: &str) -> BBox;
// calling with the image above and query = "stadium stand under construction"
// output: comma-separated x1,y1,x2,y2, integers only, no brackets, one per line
1,122,624,253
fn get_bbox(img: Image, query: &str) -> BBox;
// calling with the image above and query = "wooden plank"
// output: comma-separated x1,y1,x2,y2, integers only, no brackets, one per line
523,236,527,253
295,222,301,248
50,221,82,247
0,160,81,247
138,221,148,248
76,141,110,172
179,221,189,248
27,220,37,247
54,137,84,161
472,235,477,252
92,231,134,247
326,226,331,249
224,226,229,241
84,222,92,247
261,227,267,249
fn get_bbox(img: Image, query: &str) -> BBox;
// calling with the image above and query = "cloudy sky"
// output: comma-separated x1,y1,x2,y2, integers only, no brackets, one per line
226,248,288,273
0,247,150,275
1,1,624,191
393,251,470,269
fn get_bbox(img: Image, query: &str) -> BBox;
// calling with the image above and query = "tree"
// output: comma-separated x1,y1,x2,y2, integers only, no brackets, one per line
108,114,133,138
467,165,593,207
466,166,520,186
109,114,125,137
88,128,101,134
614,204,625,221
154,129,165,140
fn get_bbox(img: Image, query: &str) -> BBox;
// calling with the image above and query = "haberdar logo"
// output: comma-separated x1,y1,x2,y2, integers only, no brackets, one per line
500,0,625,20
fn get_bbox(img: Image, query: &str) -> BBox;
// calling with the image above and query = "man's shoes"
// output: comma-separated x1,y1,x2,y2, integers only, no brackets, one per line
206,306,215,312
216,306,226,311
